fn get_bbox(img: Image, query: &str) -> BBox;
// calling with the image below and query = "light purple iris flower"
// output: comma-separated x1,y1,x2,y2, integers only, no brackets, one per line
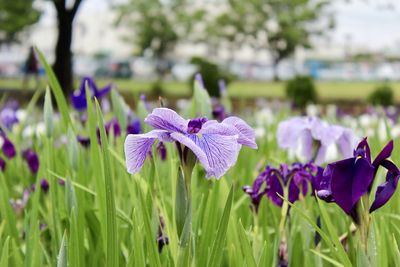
124,108,257,178
277,116,358,164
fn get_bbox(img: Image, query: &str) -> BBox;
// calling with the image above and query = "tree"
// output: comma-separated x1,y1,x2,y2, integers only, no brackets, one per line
116,0,203,85
51,0,83,94
209,0,333,80
0,0,41,44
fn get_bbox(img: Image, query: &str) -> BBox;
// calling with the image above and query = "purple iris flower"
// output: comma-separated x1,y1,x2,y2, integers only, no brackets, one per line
126,117,142,135
212,104,226,122
277,116,357,164
2,137,16,159
0,107,19,129
40,179,50,193
22,149,39,174
0,157,5,172
70,76,112,111
124,108,257,178
156,142,167,161
317,138,399,221
244,162,322,211
77,135,90,147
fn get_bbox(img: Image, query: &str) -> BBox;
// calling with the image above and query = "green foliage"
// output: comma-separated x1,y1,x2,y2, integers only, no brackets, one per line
0,0,40,43
3,53,400,267
190,57,234,97
368,84,394,106
285,75,317,108
209,0,332,79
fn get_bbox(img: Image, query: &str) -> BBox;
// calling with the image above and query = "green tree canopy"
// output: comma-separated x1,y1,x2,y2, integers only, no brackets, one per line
116,0,204,59
0,0,41,44
208,0,334,80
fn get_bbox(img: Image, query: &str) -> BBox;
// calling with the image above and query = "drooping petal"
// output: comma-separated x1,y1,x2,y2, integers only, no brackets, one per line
277,117,309,150
370,170,400,212
222,116,257,149
171,132,240,179
124,130,167,174
144,108,187,133
329,157,375,214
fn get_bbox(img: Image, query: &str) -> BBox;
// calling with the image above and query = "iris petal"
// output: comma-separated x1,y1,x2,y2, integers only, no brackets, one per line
145,108,187,133
124,130,167,174
370,171,400,212
329,157,374,214
222,116,258,149
171,132,240,179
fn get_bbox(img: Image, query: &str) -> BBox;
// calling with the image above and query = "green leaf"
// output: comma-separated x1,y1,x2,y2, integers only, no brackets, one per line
191,78,212,117
57,232,68,267
35,47,72,131
208,186,234,267
237,220,257,267
44,86,54,138
96,100,119,267
0,236,10,267
111,90,128,130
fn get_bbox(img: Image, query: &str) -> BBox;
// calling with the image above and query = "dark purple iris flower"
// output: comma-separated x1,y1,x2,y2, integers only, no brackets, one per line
30,179,49,193
22,149,39,174
40,179,50,193
244,162,323,211
317,138,399,221
2,137,16,159
77,135,90,147
124,108,257,178
212,104,226,122
126,117,141,135
156,142,167,161
70,76,112,111
0,157,5,172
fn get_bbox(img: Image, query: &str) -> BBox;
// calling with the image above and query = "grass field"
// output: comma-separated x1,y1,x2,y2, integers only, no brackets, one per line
2,78,400,101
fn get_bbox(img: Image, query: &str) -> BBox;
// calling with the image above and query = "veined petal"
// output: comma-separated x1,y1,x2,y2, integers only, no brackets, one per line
330,157,374,214
222,116,258,149
144,108,187,133
124,130,167,174
171,132,241,179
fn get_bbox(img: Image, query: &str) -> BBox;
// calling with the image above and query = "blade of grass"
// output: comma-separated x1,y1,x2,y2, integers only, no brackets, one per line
208,186,234,267
96,100,119,267
57,231,68,267
34,47,72,131
0,236,10,267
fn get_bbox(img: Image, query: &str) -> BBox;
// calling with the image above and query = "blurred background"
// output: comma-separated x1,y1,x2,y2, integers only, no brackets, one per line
1,0,400,106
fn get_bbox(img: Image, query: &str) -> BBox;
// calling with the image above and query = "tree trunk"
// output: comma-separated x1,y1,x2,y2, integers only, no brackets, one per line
53,13,74,94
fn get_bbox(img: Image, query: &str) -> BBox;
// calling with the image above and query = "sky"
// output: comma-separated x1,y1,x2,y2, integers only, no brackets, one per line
35,0,400,52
